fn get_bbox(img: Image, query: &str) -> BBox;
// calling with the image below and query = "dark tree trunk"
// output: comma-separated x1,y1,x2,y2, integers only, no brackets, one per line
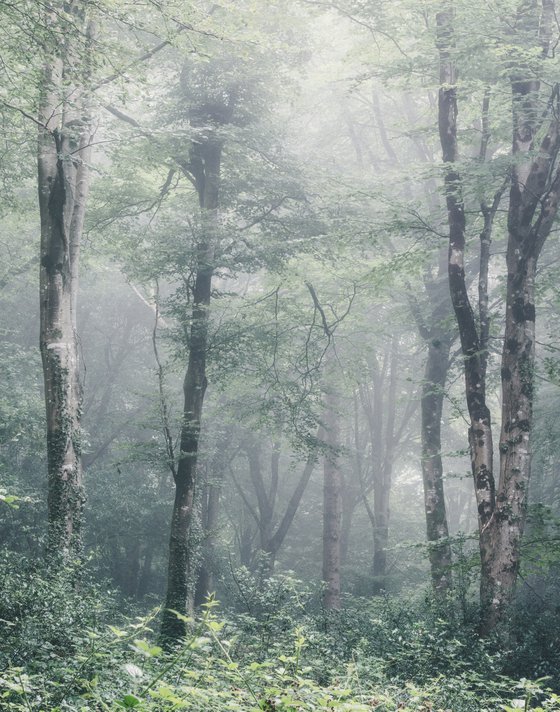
161,132,222,641
437,4,497,624
437,0,560,632
481,0,560,624
37,3,94,561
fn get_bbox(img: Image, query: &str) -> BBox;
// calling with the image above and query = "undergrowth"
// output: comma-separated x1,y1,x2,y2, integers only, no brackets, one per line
1,558,560,711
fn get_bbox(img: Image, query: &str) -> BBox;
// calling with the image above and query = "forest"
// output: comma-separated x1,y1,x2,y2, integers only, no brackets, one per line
2,0,560,709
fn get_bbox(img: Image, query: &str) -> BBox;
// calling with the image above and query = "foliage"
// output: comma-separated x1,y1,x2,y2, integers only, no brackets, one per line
1,575,560,711
2,0,560,707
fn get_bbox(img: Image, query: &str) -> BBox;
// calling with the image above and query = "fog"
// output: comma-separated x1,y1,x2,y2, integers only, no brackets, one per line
1,0,560,708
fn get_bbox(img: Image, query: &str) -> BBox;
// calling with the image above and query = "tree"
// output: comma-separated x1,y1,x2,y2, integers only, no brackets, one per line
419,258,455,595
157,23,304,636
437,0,560,631
37,1,95,560
230,431,317,573
160,57,226,640
322,386,342,610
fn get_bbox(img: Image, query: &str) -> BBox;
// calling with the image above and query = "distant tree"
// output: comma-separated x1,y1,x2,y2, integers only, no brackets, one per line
322,386,342,610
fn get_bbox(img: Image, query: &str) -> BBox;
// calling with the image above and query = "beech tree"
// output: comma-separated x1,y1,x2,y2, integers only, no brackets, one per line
437,0,560,631
37,1,95,559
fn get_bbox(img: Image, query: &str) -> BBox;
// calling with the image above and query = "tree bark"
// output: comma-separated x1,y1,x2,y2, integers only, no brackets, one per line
194,426,231,606
480,2,560,627
437,0,560,632
421,322,453,594
161,129,222,641
437,3,497,624
322,391,342,610
38,2,94,561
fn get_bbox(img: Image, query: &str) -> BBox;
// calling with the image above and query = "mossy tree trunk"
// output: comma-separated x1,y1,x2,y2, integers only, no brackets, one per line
37,1,94,562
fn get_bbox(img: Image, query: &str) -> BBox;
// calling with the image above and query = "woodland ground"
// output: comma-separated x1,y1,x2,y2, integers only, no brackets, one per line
1,556,560,711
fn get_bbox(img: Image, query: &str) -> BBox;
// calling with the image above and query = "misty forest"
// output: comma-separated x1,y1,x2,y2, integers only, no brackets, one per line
4,0,560,710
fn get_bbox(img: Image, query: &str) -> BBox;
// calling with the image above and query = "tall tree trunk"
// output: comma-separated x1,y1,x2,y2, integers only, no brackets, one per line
323,390,341,610
437,0,560,632
38,2,94,561
481,0,560,626
480,255,537,626
421,327,453,594
161,133,222,641
413,252,454,594
437,3,497,623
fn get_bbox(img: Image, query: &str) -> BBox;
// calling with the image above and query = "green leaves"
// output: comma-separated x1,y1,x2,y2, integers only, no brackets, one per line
118,693,142,708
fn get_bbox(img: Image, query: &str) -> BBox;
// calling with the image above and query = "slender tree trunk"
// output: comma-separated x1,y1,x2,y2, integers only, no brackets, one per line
421,328,453,593
359,342,397,592
138,541,154,597
437,4,498,623
340,492,357,566
161,135,222,641
38,3,94,561
371,482,389,589
265,450,316,566
194,427,231,606
323,391,341,610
